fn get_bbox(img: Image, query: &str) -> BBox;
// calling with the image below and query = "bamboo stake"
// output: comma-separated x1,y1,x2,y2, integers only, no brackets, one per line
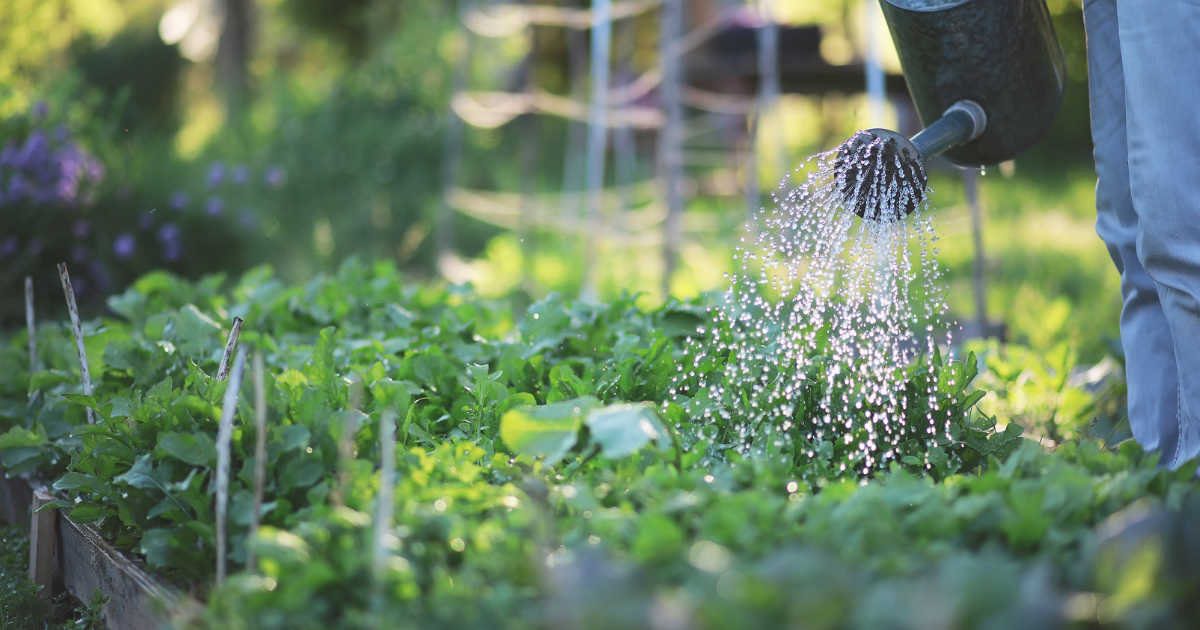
217,317,244,381
215,347,247,586
246,352,267,573
371,410,397,615
57,264,94,424
25,277,39,406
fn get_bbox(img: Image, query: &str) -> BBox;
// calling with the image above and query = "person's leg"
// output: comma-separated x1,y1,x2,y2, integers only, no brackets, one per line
1083,0,1181,464
1115,0,1200,471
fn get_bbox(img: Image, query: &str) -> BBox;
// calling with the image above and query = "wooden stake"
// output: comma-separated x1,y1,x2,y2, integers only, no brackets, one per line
215,347,247,586
371,410,396,612
57,264,94,424
25,276,39,406
247,352,267,573
217,317,244,382
333,378,363,507
29,491,57,597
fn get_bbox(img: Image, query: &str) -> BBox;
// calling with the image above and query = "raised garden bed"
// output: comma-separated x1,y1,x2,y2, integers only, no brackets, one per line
0,471,196,629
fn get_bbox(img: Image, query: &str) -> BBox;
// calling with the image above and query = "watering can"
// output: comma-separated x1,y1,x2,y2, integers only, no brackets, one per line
839,0,1067,218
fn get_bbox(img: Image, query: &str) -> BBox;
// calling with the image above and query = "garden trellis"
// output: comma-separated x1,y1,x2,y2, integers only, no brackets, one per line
434,0,791,298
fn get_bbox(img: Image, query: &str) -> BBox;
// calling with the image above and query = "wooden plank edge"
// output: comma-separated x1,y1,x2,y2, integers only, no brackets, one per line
0,470,203,629
29,490,57,595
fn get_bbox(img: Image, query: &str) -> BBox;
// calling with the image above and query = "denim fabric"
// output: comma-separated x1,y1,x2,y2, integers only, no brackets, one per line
1084,0,1200,472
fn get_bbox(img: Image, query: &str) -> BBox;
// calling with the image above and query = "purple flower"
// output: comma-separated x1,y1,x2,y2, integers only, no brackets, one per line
54,173,80,205
84,156,105,183
162,241,182,262
239,209,258,229
71,277,86,297
28,237,43,254
0,143,18,168
31,101,48,120
17,132,48,171
231,164,249,185
170,190,189,211
206,160,225,189
70,245,88,263
264,165,287,189
54,125,69,143
0,237,17,257
158,223,181,243
73,219,90,239
139,211,156,229
7,174,29,202
113,233,136,259
88,260,111,293
205,196,224,216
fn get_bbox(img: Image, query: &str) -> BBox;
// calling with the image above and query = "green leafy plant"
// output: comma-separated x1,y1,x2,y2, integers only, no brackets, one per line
0,261,1193,629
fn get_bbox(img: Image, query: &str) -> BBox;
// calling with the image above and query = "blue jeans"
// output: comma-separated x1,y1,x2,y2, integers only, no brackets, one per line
1084,0,1200,472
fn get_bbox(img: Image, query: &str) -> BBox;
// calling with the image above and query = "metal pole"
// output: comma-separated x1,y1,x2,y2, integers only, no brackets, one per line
963,168,988,332
758,0,785,180
614,15,637,215
744,105,759,222
562,0,589,218
435,0,477,273
660,0,685,299
579,0,613,301
865,0,887,128
519,1,540,292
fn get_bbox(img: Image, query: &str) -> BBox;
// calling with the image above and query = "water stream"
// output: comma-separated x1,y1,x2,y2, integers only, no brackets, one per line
676,131,951,476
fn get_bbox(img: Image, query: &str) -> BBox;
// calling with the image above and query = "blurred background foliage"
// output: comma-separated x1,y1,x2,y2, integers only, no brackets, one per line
0,0,1113,381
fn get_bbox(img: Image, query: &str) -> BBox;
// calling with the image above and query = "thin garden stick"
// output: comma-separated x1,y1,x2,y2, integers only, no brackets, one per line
57,264,94,424
247,352,267,573
25,277,39,406
371,410,397,616
217,317,244,381
333,378,363,507
215,347,247,586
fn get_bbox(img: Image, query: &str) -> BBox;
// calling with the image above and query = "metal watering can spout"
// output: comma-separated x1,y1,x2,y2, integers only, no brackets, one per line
838,0,1067,220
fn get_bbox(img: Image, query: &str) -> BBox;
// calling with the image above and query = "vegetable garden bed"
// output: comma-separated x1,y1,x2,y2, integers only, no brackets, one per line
2,259,1199,629
0,470,195,629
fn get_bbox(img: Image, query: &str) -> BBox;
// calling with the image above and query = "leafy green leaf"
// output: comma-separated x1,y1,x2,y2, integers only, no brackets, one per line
115,454,163,491
500,397,598,464
585,402,666,459
28,370,73,392
0,426,48,452
54,472,102,492
156,432,217,467
173,304,223,357
274,425,311,454
280,457,325,491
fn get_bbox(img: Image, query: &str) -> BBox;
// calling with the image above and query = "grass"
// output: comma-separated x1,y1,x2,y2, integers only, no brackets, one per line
0,523,106,630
